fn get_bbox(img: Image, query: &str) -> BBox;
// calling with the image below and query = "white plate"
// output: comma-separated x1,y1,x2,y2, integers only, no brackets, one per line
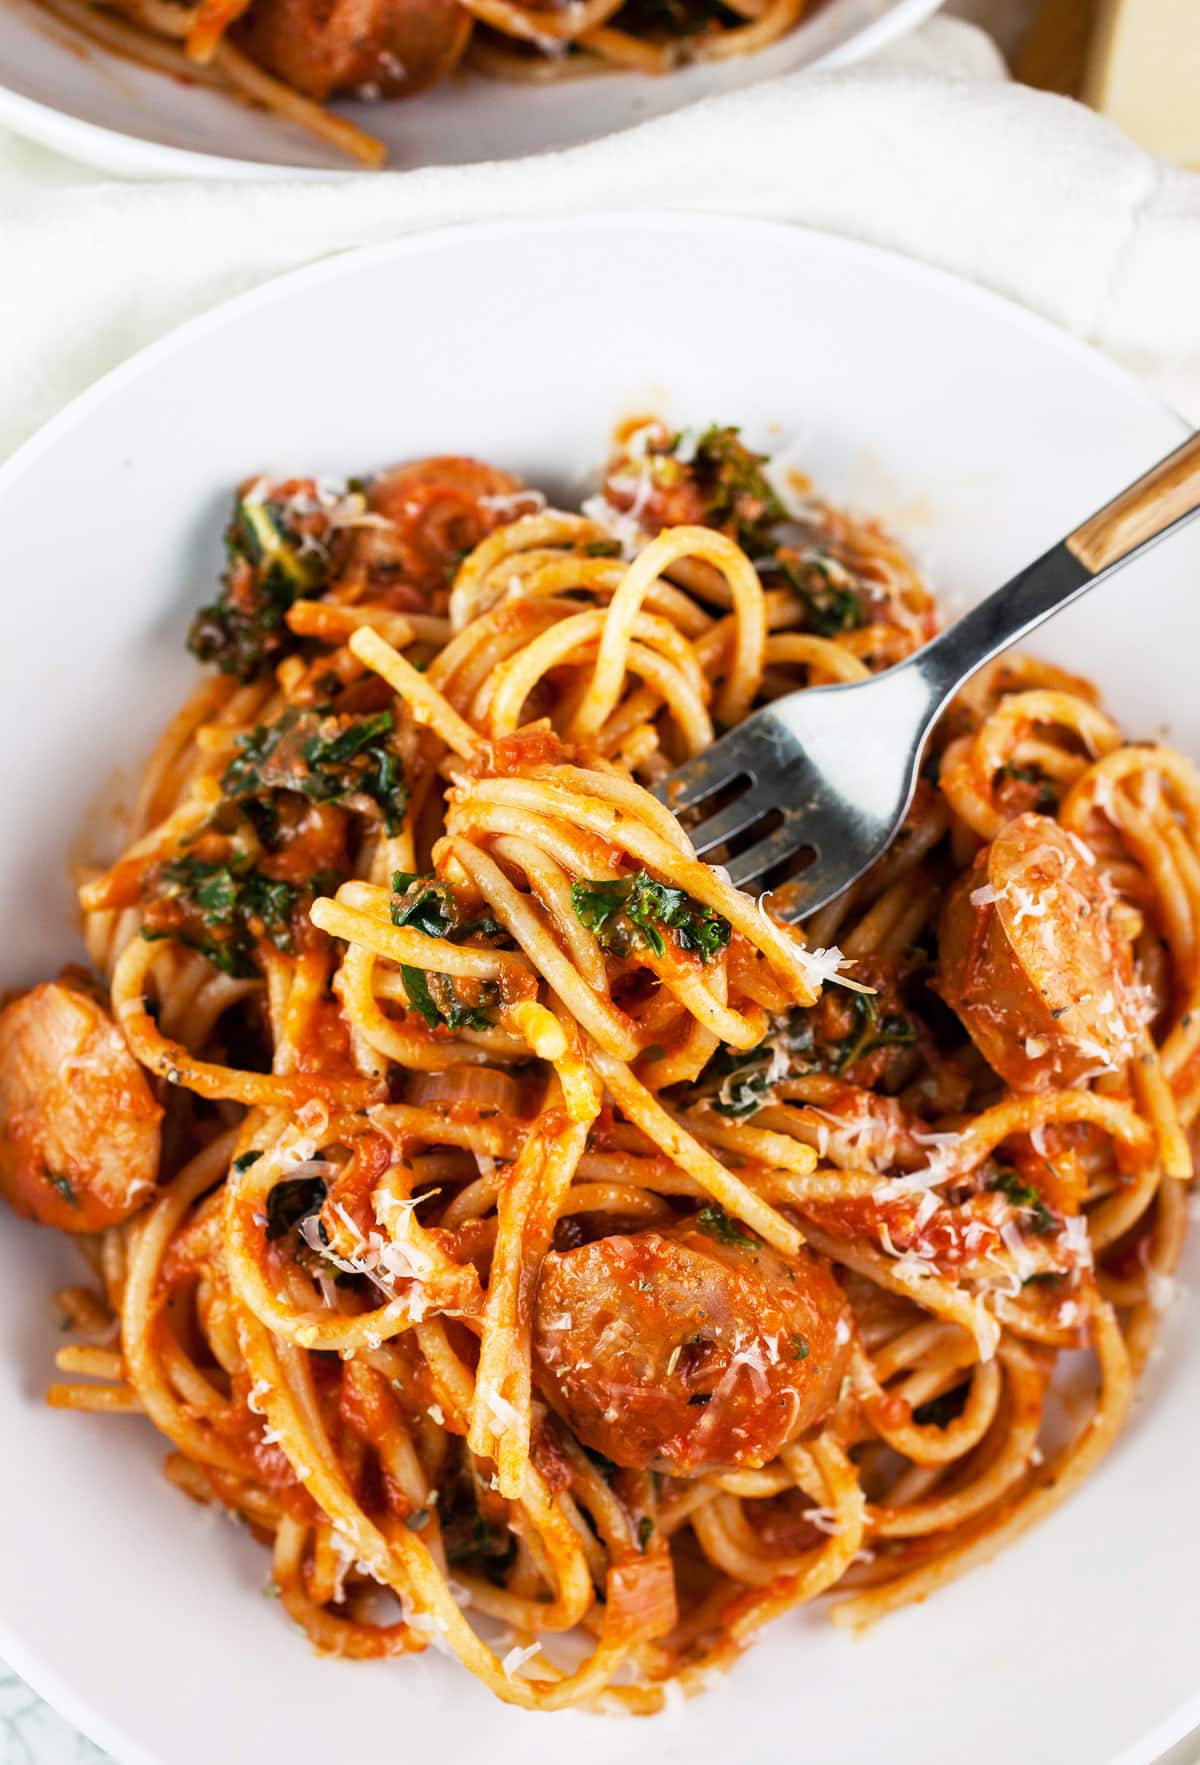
0,214,1197,1765
0,0,943,176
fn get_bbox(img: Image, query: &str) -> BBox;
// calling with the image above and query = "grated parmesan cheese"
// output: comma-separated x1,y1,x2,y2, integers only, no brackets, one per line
802,1506,843,1536
478,489,547,519
793,943,853,992
1147,1270,1177,1313
501,1641,542,1680
913,1188,941,1231
998,1218,1035,1288
478,1381,522,1434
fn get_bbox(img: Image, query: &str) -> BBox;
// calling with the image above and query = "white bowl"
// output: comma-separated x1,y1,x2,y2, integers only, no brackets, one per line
0,214,1197,1765
0,0,944,175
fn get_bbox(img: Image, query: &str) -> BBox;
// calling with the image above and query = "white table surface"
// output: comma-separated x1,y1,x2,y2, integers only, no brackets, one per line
4,3,1193,1762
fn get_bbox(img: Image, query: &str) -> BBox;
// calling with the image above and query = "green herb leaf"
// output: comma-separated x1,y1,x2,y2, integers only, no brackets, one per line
188,491,331,683
830,992,915,1077
569,877,627,939
999,764,1058,814
709,1043,779,1118
989,1168,1055,1235
705,994,912,1107
776,551,865,638
690,425,786,552
695,1204,758,1250
390,874,498,1032
390,873,456,938
400,964,443,1032
571,871,730,964
224,707,408,834
143,853,304,977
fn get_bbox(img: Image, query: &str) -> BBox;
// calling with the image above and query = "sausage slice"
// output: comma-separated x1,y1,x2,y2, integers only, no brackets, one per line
238,0,471,101
937,813,1140,1091
533,1217,850,1476
0,974,162,1232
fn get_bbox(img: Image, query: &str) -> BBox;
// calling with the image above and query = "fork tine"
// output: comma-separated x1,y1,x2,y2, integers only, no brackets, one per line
656,748,754,814
725,814,818,891
690,785,779,857
753,850,855,921
653,715,779,814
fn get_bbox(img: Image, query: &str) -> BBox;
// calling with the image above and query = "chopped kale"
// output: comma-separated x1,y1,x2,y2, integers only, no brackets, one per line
265,1173,328,1242
142,852,304,978
688,425,786,553
187,490,331,683
569,877,626,938
989,1168,1055,1235
701,993,911,1121
571,871,730,963
400,965,494,1034
388,872,501,1033
390,873,458,938
828,992,915,1077
775,550,866,638
695,1204,758,1250
709,1043,778,1119
999,764,1058,814
223,707,407,834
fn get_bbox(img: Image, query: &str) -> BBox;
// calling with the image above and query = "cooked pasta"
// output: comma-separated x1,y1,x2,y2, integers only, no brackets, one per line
32,0,819,167
1,419,1193,1711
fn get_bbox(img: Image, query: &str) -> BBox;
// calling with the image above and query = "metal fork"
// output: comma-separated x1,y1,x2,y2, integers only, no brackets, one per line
656,432,1200,919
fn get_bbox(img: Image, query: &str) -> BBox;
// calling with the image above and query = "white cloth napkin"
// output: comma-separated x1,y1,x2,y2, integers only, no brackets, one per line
2,11,1199,469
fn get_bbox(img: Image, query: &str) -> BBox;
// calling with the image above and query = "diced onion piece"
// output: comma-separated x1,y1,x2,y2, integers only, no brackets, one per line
603,1553,677,1644
406,1068,520,1116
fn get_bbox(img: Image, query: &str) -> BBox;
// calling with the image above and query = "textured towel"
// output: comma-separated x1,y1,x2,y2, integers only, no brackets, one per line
1,11,1199,468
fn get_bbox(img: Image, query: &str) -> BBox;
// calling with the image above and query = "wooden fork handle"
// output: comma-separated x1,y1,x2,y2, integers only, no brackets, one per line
1067,431,1200,573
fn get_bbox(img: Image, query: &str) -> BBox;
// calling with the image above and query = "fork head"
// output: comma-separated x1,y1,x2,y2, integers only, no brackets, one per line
654,664,935,920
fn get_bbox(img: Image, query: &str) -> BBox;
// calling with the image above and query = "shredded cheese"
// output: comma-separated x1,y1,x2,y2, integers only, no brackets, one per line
500,1641,541,1680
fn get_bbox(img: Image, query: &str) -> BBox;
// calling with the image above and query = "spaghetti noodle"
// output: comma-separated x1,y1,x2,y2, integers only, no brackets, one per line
1,419,1193,1711
32,0,819,167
